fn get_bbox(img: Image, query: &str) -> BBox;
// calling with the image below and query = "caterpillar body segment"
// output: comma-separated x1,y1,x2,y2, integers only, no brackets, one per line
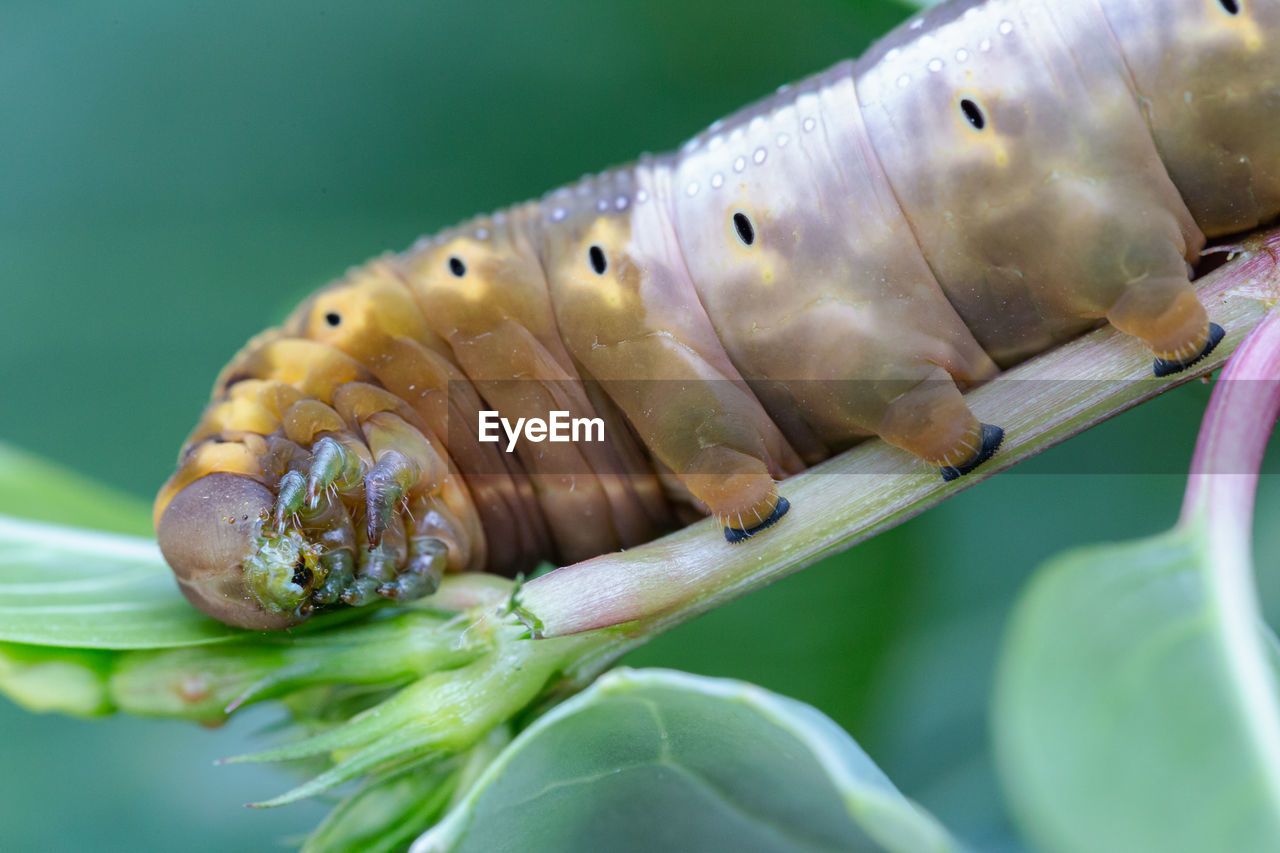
534,164,804,536
673,62,1002,470
396,210,674,563
156,0,1278,629
1102,0,1280,237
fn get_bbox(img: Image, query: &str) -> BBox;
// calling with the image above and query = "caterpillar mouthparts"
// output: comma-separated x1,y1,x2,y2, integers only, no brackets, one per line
158,473,305,630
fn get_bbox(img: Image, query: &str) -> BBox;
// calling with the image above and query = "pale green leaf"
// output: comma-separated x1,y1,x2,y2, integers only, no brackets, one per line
0,642,115,716
414,668,961,853
994,521,1280,852
0,515,243,648
0,443,151,535
303,762,458,853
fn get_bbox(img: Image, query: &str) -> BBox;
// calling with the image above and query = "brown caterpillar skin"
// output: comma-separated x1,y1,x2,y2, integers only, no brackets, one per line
156,0,1280,629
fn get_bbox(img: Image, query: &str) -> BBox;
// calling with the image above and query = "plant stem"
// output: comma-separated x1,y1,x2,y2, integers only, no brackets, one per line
1181,305,1280,522
1179,276,1280,812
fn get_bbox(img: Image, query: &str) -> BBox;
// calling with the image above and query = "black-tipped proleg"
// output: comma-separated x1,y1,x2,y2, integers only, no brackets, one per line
940,423,1004,482
723,496,791,544
1153,323,1225,377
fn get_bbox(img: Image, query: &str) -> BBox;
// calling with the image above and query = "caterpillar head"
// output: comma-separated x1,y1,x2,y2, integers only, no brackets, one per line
158,473,320,630
156,259,465,630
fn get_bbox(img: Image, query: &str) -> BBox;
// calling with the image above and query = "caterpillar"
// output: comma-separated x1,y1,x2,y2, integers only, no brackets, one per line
155,0,1280,629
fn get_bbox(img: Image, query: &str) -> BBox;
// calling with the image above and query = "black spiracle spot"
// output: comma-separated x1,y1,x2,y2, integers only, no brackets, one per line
733,212,755,246
960,98,986,130
588,244,608,275
1218,0,1240,14
448,255,466,277
324,311,342,327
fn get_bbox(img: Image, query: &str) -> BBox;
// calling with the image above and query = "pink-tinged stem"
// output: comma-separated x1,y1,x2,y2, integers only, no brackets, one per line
1181,307,1280,523
1177,251,1280,804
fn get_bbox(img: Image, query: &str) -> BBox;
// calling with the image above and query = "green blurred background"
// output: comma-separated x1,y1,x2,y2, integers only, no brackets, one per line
3,1,1278,850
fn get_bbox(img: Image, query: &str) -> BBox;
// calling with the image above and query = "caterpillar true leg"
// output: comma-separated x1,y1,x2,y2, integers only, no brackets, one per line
314,549,356,605
303,436,365,506
384,493,469,600
349,507,407,606
294,488,358,605
385,535,448,600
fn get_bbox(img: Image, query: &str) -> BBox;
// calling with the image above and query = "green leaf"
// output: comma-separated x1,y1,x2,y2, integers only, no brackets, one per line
0,443,238,648
0,642,115,716
0,443,152,536
414,668,961,853
303,762,459,853
993,520,1280,852
0,514,244,648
